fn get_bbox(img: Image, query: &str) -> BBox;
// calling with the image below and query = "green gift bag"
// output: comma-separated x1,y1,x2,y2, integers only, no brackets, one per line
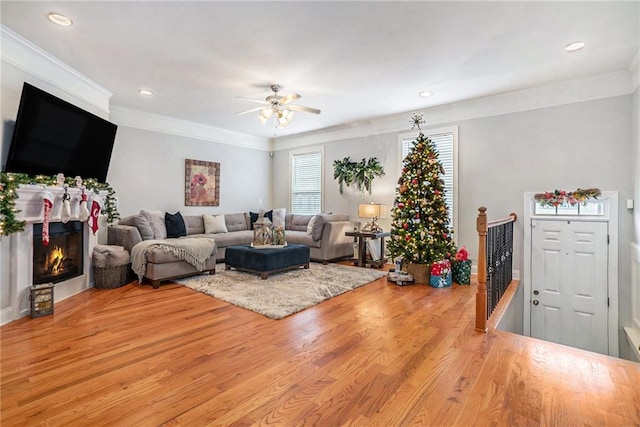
452,260,472,285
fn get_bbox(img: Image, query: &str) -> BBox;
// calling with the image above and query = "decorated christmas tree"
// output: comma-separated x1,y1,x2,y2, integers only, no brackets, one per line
388,113,456,270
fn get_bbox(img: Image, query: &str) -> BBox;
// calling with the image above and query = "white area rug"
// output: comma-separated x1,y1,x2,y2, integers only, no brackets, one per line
176,263,387,319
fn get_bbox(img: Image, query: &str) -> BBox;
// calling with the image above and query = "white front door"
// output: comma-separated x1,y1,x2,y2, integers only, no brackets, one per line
531,219,609,354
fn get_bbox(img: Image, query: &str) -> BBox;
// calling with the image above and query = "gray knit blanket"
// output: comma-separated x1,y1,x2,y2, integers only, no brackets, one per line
131,237,216,282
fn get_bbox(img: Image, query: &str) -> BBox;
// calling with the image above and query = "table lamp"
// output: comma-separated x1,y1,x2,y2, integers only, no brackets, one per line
358,203,386,233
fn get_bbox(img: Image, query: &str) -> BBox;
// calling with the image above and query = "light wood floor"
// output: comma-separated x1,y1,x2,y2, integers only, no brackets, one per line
2,267,639,426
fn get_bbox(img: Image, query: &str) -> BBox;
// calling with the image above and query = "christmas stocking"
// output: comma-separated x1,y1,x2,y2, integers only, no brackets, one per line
42,191,54,246
78,192,90,222
88,196,102,235
61,192,71,224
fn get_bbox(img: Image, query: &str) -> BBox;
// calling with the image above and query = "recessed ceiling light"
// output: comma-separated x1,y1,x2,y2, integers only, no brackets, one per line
564,41,585,52
419,91,433,97
47,12,73,27
138,89,153,96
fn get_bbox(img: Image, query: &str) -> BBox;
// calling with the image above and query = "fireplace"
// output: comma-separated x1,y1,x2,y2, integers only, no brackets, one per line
32,221,84,285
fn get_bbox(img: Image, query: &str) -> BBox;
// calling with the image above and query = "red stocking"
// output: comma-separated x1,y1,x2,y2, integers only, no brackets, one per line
89,197,102,235
42,191,53,246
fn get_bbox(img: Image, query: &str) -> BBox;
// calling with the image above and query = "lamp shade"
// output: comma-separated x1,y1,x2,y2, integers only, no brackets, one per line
358,203,386,219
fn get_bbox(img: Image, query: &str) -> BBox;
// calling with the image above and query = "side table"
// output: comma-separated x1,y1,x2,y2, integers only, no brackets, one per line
345,230,391,268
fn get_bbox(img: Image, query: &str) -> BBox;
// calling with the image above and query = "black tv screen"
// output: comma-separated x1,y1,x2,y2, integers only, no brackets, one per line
4,83,117,182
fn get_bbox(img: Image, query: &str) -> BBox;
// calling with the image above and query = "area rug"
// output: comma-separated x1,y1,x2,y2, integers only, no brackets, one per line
175,263,387,319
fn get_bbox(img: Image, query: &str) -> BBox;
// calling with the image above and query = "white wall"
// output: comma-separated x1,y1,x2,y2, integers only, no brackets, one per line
107,126,272,216
273,94,635,357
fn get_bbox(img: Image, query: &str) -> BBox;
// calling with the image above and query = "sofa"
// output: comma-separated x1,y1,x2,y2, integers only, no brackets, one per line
107,209,359,287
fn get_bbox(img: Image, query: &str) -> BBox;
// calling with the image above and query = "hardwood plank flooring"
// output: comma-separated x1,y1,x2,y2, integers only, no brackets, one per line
2,267,639,426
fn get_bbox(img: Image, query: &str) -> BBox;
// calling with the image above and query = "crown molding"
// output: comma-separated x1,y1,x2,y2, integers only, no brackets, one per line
0,25,112,114
272,69,634,151
110,106,272,151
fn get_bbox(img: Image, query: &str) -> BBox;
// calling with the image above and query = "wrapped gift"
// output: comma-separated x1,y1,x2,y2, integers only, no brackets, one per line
430,260,452,288
452,260,472,285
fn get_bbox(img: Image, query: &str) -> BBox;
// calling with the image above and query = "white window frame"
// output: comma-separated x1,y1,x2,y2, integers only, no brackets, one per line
397,126,458,242
289,147,324,214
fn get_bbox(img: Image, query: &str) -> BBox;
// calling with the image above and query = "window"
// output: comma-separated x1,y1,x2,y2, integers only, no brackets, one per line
290,149,323,214
398,126,458,232
533,201,604,216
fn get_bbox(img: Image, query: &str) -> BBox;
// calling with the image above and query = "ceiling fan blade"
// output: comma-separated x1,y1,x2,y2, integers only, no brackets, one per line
236,96,270,105
287,104,321,115
235,107,264,116
279,93,301,105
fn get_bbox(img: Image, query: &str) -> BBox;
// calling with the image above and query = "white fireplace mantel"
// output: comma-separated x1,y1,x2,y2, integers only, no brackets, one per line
2,184,108,324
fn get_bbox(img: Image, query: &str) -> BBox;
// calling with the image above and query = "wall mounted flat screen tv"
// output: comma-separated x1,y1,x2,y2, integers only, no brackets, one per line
4,82,118,183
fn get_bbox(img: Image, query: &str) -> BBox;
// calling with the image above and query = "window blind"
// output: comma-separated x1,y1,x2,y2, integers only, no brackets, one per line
291,151,322,214
402,132,455,228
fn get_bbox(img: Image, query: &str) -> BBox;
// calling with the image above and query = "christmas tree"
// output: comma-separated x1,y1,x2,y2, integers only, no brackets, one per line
388,113,456,268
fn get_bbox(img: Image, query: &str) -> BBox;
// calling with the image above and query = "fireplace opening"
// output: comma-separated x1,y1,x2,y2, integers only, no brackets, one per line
33,222,84,285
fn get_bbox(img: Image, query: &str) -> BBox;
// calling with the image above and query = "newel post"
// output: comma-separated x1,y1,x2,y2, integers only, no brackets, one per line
475,207,488,332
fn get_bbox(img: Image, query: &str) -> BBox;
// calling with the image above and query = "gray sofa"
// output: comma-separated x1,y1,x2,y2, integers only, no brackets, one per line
107,211,359,287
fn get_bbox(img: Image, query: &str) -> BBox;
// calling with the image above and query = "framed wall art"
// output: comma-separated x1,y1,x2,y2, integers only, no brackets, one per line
185,159,220,206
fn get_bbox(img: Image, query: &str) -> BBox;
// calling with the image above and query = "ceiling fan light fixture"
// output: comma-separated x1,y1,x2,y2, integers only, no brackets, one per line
257,108,272,124
277,110,295,128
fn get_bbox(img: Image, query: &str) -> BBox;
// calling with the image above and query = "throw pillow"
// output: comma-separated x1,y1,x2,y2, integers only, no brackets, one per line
203,214,228,234
165,211,187,238
140,210,167,240
306,215,317,235
249,211,259,230
249,210,274,229
119,214,154,241
272,208,286,228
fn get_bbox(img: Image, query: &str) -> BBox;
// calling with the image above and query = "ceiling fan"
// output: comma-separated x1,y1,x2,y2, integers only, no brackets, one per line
236,84,321,128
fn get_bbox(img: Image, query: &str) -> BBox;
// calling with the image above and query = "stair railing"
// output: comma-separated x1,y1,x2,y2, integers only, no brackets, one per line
475,207,517,332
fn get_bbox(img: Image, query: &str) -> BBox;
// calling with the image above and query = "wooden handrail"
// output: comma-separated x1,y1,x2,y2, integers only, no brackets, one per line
475,207,488,332
487,212,517,228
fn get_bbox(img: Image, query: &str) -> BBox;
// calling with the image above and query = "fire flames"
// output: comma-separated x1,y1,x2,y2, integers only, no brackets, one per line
47,245,65,274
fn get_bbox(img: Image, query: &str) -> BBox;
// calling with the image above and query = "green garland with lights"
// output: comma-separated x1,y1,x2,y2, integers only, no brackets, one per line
0,172,120,237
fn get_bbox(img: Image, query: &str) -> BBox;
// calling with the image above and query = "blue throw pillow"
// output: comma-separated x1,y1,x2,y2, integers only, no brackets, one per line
165,211,187,238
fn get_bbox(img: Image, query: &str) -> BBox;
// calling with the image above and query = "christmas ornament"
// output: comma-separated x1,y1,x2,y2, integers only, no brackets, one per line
42,191,53,246
89,196,103,234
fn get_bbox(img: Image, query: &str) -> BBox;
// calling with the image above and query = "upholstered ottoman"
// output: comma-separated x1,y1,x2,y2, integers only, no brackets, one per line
225,244,310,279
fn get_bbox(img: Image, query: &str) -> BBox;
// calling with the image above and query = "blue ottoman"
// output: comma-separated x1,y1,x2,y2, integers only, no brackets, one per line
225,244,310,279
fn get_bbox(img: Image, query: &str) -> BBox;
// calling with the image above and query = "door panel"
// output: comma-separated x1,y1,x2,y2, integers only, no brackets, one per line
531,220,608,354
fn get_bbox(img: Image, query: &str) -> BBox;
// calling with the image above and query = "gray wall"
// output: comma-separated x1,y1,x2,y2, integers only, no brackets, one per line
107,126,271,217
273,95,634,357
